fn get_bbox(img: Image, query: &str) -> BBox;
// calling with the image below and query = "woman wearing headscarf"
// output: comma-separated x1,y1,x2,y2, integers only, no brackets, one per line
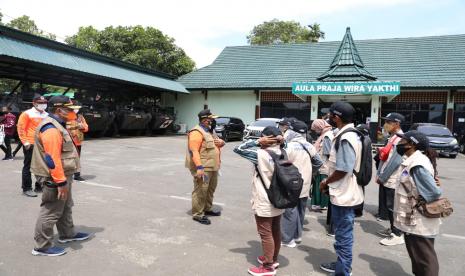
311,119,334,235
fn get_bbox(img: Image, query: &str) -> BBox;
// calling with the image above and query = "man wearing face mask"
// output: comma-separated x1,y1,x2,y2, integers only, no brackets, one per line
185,109,225,225
376,113,405,246
17,94,49,197
31,96,89,256
66,101,88,181
319,101,363,276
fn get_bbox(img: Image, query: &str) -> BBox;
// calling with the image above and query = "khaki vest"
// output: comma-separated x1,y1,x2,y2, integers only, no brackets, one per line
31,117,80,178
318,130,334,176
327,124,364,207
379,131,403,189
394,150,441,236
185,125,220,172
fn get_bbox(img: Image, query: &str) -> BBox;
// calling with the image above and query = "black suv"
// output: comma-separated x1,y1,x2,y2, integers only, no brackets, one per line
410,123,460,158
214,117,245,142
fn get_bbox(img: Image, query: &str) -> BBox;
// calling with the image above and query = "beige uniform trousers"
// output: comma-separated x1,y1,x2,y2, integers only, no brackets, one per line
192,171,218,218
34,175,75,250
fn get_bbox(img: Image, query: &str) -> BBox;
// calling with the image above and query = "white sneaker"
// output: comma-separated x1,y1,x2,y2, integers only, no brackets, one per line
380,233,405,246
281,239,297,248
294,237,302,243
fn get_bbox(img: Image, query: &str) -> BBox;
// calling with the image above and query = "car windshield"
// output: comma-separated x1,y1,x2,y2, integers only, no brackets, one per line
418,126,452,137
216,118,230,124
250,120,277,127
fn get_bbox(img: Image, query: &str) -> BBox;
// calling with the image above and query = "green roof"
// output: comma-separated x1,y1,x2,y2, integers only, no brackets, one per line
317,27,377,82
0,26,188,94
179,32,465,90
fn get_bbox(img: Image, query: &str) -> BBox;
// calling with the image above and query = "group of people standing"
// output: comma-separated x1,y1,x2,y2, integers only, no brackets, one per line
1,94,91,256
185,101,444,276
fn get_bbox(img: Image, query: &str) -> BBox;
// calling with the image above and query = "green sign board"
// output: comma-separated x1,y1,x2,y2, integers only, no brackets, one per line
292,81,400,95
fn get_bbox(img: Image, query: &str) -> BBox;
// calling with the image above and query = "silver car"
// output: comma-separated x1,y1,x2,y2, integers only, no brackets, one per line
243,118,281,140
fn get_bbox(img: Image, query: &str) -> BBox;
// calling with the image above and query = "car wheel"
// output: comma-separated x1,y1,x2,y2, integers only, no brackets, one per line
450,154,457,159
223,131,229,142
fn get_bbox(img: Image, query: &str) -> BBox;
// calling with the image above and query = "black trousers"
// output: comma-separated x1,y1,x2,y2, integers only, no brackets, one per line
0,134,13,158
378,184,389,220
22,145,39,191
382,185,402,236
405,234,439,276
74,145,82,177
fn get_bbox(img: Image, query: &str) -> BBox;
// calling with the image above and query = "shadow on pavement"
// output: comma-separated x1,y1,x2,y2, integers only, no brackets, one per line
358,219,385,237
80,174,97,180
359,253,410,276
229,240,290,268
297,244,336,273
59,225,105,250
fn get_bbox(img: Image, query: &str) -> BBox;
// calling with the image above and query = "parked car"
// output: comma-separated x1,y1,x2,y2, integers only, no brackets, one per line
410,123,460,158
243,118,281,140
214,117,245,142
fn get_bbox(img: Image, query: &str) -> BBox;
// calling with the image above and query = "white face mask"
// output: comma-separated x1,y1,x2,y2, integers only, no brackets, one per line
35,104,47,111
73,109,79,114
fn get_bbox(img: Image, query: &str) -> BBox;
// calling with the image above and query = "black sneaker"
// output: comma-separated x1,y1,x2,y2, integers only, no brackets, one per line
320,262,336,273
205,210,221,216
193,216,211,225
74,175,85,181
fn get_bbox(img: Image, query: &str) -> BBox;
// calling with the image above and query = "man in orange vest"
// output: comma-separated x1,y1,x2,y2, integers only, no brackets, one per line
185,109,225,225
66,101,89,181
31,95,89,256
17,94,49,197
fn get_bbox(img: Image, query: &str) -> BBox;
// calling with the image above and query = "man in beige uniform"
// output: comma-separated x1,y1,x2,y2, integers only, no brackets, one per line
185,109,225,225
31,96,90,256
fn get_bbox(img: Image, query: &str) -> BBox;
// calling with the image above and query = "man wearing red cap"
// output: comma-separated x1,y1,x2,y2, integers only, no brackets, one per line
17,94,49,197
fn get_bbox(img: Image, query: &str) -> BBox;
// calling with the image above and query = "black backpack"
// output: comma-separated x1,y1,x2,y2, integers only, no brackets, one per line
255,149,303,209
335,128,373,187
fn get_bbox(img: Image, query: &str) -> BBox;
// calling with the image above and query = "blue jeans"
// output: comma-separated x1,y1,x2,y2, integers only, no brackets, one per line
332,204,355,276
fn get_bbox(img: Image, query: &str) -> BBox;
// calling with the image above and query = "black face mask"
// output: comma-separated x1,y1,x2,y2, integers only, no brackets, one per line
209,119,216,133
328,117,337,128
396,143,410,156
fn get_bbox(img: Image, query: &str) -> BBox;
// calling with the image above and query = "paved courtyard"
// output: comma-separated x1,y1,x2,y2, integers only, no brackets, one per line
0,136,464,276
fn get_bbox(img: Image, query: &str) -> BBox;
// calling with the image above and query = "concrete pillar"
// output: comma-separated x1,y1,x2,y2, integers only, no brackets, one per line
446,90,455,131
310,95,318,120
255,90,260,119
369,95,380,141
203,90,208,109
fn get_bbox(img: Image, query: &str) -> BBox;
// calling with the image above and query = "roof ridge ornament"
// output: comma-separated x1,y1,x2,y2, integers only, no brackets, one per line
317,27,377,82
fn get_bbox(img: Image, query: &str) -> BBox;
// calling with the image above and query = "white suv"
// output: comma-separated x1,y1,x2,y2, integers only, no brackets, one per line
243,118,281,140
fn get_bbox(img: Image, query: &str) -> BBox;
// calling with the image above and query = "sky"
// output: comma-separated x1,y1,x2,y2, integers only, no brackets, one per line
1,0,464,69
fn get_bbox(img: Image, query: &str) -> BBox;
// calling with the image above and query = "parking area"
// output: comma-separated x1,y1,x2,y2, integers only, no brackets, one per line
0,136,464,276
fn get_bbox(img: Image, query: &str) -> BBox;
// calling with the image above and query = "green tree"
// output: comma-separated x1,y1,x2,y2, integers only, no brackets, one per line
6,15,56,40
66,25,195,77
247,19,325,45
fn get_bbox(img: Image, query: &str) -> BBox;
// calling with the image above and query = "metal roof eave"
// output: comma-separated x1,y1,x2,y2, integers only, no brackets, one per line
0,54,189,94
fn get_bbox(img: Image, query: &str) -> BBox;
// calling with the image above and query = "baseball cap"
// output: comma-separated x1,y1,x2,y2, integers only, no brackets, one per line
33,94,48,103
329,101,355,120
396,130,430,151
290,120,308,134
381,112,405,123
278,117,297,126
198,109,218,120
48,95,80,109
262,126,282,137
